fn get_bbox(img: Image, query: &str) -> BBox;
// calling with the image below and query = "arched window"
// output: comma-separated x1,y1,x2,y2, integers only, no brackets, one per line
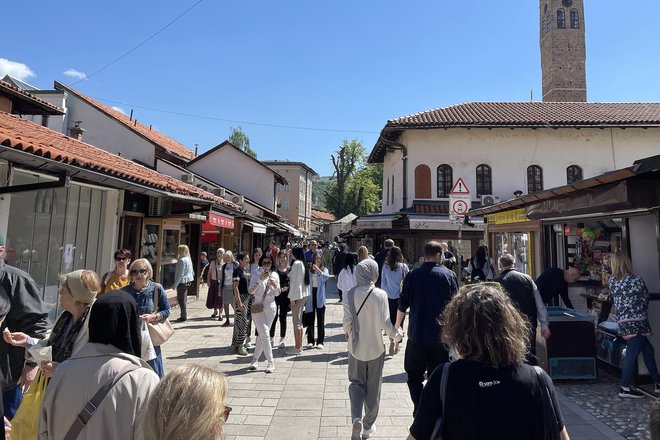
546,15,552,33
541,17,547,36
570,9,579,28
527,165,543,194
476,164,492,198
437,164,453,198
557,9,565,28
566,165,583,184
414,164,432,199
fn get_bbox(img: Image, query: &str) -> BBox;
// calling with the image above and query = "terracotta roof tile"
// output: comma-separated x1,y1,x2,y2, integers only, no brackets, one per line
54,81,194,160
0,80,64,114
312,209,335,221
413,202,449,214
388,102,660,128
0,112,238,209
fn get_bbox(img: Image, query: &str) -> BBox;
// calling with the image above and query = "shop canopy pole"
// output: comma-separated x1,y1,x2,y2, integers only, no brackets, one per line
457,218,463,287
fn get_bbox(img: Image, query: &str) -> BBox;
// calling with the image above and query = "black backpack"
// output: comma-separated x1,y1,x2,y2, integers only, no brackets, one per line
470,258,487,282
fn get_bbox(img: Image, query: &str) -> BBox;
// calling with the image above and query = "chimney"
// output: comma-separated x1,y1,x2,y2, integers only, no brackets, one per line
68,121,85,141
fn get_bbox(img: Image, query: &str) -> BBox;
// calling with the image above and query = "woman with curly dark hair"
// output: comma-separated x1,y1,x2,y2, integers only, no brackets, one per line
408,283,569,440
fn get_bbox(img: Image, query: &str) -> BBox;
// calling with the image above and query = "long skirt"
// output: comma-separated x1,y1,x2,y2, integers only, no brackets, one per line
205,280,222,309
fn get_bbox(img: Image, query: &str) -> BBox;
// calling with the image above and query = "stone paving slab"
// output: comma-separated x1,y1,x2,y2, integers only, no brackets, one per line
163,287,628,439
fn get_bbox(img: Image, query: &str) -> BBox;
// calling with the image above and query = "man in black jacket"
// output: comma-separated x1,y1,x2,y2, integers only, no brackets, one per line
374,239,393,287
395,241,457,416
332,243,348,303
0,236,48,418
495,253,550,363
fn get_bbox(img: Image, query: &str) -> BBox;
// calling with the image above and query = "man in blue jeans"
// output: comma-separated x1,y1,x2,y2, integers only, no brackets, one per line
395,241,458,416
0,235,49,419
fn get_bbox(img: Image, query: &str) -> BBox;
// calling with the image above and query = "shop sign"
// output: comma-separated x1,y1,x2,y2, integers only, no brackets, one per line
207,212,235,229
485,208,529,225
357,219,392,229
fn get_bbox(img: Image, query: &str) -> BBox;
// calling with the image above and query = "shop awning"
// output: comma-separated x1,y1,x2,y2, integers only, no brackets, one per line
245,221,267,234
275,221,302,237
206,212,235,229
355,214,395,230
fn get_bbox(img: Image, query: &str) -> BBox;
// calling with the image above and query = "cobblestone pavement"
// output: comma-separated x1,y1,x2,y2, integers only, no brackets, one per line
162,286,629,439
556,368,656,440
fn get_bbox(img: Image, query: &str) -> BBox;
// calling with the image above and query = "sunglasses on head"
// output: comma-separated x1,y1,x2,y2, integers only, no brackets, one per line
129,269,148,276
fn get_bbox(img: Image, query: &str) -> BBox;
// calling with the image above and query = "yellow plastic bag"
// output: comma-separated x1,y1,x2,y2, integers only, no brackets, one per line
11,370,48,440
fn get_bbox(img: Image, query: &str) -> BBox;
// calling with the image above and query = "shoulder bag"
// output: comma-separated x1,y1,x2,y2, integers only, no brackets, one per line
251,279,269,314
147,284,174,346
430,362,451,440
63,364,139,440
532,365,562,440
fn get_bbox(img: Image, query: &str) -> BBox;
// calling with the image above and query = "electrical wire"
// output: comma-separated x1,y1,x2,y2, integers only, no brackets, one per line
72,0,204,85
97,96,380,134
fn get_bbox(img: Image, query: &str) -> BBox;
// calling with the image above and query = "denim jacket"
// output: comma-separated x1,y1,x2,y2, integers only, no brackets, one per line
305,268,330,312
121,281,171,320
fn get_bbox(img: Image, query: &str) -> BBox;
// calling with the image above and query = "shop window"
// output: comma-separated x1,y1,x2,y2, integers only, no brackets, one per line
391,174,395,205
527,165,544,194
414,164,432,199
386,177,390,206
570,9,579,28
566,165,583,184
436,164,453,198
476,164,492,197
282,198,289,211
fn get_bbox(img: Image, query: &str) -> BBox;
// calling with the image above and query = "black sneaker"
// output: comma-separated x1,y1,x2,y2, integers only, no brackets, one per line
619,387,644,398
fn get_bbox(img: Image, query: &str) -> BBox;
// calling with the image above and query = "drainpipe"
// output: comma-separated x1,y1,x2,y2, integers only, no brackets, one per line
378,131,408,210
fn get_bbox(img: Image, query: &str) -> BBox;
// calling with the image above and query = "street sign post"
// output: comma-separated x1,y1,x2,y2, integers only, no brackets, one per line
449,178,471,287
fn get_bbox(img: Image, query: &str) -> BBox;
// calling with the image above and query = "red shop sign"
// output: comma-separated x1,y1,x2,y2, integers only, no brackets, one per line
207,212,234,229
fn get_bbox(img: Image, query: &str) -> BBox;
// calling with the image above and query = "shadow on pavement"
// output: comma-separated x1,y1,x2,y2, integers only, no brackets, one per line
167,347,228,359
383,372,407,383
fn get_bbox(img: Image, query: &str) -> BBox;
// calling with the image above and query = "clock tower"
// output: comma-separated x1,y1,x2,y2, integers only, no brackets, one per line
540,0,587,102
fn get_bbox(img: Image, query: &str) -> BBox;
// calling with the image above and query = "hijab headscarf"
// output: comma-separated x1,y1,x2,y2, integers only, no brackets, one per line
88,291,141,357
355,259,378,288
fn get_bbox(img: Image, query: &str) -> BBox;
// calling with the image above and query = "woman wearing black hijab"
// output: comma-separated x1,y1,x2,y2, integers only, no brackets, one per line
39,291,160,440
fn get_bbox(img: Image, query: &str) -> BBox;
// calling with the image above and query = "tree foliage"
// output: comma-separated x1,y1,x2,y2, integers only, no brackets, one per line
228,126,257,158
325,139,382,218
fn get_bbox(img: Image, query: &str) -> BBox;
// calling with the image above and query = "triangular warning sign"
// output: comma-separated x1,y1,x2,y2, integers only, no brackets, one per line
450,178,470,195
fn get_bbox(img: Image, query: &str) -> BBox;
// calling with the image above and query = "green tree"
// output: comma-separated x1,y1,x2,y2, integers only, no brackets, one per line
228,126,257,158
325,139,382,217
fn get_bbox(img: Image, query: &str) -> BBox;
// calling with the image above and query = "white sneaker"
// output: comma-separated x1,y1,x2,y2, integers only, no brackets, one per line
351,418,363,440
248,362,258,371
285,346,302,356
306,343,315,349
316,343,324,349
265,362,275,373
362,424,376,439
278,338,285,348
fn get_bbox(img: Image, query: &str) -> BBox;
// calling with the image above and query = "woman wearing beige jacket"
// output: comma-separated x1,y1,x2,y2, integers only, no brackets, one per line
285,247,310,356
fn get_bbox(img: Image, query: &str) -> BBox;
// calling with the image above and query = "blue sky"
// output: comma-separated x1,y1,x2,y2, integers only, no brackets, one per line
3,1,660,176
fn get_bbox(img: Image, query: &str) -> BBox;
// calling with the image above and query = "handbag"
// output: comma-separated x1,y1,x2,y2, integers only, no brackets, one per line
533,366,562,440
147,285,174,346
141,321,157,361
11,369,48,440
251,285,269,315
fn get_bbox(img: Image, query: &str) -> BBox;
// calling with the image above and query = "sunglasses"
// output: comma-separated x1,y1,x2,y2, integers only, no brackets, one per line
262,261,272,266
223,406,232,421
115,257,128,262
129,269,148,276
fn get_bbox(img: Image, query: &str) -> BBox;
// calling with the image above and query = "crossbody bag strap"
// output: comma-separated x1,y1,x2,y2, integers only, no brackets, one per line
356,288,374,317
63,364,140,440
431,362,451,440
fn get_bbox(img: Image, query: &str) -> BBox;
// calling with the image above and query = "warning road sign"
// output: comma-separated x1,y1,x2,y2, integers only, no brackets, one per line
450,178,470,195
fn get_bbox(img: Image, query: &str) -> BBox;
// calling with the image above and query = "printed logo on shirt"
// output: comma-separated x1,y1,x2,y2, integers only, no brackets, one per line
478,380,501,388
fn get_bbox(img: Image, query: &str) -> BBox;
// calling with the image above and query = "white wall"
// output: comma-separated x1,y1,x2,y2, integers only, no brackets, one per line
629,214,660,293
381,127,660,214
188,147,275,210
64,95,156,166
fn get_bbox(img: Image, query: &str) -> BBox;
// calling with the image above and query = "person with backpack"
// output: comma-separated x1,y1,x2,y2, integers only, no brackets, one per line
100,249,132,294
343,259,403,440
467,245,495,282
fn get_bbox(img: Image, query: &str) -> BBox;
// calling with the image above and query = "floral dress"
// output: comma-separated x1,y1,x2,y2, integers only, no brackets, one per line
609,274,652,340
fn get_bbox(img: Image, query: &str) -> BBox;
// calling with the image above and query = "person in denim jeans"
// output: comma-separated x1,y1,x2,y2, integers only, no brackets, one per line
609,250,660,398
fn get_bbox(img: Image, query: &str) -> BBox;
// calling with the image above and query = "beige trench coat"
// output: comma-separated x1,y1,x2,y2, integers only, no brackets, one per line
39,343,160,440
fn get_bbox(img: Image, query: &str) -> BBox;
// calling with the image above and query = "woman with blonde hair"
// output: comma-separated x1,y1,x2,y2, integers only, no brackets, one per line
143,364,230,440
358,246,370,262
5,270,100,377
174,245,194,323
609,250,660,398
408,284,569,440
122,258,170,378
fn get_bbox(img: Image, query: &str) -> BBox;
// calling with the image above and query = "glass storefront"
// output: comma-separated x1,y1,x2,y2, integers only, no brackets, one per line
143,218,184,291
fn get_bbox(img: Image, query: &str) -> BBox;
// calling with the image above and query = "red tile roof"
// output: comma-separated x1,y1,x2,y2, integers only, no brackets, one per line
388,102,660,128
413,202,449,215
0,80,64,115
312,209,335,221
0,112,239,209
54,81,195,160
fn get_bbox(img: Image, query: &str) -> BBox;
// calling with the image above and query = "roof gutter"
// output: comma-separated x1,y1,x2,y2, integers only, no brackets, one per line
378,128,408,210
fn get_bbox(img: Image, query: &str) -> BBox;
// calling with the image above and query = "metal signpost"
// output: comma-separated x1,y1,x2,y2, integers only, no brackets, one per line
449,178,471,286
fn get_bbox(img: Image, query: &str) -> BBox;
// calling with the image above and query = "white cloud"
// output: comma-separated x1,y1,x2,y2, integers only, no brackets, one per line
111,106,127,115
0,58,35,81
63,68,87,80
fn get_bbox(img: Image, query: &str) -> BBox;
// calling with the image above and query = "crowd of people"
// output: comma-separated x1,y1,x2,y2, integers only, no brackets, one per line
0,229,659,439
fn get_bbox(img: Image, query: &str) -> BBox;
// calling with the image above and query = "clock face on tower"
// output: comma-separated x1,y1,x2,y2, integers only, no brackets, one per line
562,0,573,6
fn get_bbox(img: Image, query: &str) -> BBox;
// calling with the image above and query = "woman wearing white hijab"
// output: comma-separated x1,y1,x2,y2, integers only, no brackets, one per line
343,259,402,440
